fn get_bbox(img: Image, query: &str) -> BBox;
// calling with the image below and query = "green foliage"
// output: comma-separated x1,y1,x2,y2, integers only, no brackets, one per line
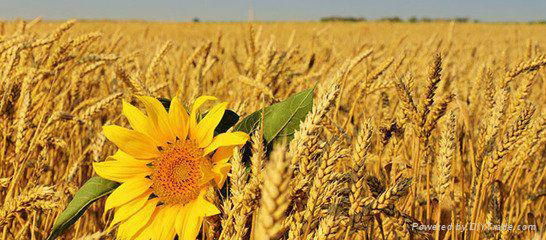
235,88,313,144
47,177,119,240
214,110,239,135
320,16,366,22
378,17,403,22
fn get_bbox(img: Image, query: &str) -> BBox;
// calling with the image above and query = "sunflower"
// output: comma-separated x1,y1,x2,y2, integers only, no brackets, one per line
93,96,249,240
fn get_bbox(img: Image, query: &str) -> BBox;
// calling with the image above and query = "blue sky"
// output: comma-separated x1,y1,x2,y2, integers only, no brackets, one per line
0,0,544,22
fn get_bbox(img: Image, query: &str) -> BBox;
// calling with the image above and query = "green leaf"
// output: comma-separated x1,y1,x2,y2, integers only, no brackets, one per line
47,177,120,240
234,88,314,143
215,110,239,134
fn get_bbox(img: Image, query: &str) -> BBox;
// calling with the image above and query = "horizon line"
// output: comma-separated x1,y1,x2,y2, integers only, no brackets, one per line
1,17,545,24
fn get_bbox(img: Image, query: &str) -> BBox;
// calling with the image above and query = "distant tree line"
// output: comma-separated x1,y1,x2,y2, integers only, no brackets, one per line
320,16,480,23
405,17,480,23
320,16,366,22
528,20,546,24
320,16,546,24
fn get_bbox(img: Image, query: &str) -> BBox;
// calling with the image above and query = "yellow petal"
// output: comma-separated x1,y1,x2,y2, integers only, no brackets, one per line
175,207,201,240
195,194,221,216
93,157,152,183
111,150,151,163
122,100,154,136
211,146,236,162
175,193,219,240
194,102,228,148
169,97,190,140
130,206,161,240
198,163,216,186
153,205,178,240
105,178,152,211
137,96,176,145
132,226,151,240
117,198,159,240
211,160,231,187
102,125,160,159
111,190,152,225
132,223,153,240
203,132,249,155
189,96,217,140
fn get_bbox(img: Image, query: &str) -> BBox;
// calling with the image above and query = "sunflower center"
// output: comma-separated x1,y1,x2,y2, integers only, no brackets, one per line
151,140,212,205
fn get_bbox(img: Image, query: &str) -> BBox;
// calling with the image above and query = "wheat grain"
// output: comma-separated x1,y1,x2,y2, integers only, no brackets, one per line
254,144,291,240
0,20,545,240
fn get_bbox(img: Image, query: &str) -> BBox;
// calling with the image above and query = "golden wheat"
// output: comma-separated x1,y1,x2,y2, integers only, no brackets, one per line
0,20,545,240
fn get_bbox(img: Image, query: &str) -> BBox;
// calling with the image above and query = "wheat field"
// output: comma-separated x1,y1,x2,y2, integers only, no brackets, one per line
0,19,545,240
